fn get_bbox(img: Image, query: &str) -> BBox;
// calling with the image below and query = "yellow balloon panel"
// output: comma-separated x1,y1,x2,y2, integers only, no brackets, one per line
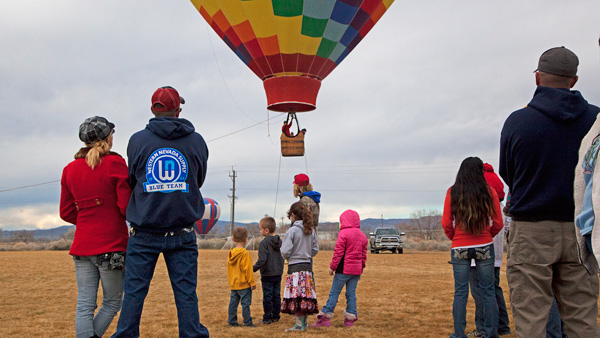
240,0,277,38
274,16,302,55
213,0,247,26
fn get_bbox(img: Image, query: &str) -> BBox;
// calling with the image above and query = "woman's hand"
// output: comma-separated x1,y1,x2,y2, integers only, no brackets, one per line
328,268,334,276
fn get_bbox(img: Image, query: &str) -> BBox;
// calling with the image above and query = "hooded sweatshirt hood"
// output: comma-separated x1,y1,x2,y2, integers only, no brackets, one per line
483,163,505,201
528,86,589,122
340,209,361,230
228,247,246,264
265,234,282,250
147,117,195,140
301,191,321,203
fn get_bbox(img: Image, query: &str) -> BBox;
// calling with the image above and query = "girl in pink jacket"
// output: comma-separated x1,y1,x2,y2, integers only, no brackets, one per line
312,209,367,328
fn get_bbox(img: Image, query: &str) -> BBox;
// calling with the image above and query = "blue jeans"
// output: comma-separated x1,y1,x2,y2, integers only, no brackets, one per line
321,273,360,316
228,288,253,325
74,255,124,338
112,229,209,338
450,245,497,338
546,298,566,338
261,277,281,321
469,267,510,335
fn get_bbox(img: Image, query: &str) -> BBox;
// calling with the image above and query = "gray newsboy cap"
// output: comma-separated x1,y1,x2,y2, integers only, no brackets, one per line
79,116,115,144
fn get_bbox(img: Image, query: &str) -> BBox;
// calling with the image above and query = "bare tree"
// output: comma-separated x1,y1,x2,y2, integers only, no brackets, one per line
12,230,34,243
409,209,442,240
60,228,76,240
246,224,260,237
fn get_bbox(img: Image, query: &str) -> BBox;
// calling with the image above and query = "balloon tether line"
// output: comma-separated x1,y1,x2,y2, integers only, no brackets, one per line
273,152,282,217
205,23,258,123
304,149,309,175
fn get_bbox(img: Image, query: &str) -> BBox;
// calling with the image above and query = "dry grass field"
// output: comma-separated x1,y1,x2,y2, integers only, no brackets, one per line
1,250,599,338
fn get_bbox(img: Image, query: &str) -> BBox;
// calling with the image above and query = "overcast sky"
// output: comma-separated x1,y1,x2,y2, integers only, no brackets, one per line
1,1,600,230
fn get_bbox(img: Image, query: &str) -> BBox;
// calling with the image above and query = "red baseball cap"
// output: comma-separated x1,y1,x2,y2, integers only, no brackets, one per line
151,86,185,112
293,173,310,186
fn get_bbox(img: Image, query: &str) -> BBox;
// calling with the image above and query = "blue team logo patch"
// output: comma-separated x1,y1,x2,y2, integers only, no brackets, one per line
143,148,189,193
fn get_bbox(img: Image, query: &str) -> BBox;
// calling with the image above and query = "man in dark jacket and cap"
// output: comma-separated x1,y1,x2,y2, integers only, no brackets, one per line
113,86,209,338
500,47,600,338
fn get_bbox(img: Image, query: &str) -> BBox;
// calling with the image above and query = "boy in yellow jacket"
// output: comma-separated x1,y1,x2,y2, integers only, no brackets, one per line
227,227,256,327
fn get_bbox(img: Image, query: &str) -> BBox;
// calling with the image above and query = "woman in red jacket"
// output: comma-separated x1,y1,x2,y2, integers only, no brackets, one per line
442,157,503,338
60,116,131,338
312,209,367,328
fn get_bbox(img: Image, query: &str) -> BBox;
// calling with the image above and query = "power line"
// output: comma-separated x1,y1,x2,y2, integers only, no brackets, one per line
205,114,285,143
0,180,60,193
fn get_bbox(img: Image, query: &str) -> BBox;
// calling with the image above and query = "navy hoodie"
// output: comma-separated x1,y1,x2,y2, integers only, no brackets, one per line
500,86,599,221
126,117,209,232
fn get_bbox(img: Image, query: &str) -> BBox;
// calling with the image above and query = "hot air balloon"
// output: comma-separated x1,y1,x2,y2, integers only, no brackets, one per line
195,198,221,237
190,0,395,113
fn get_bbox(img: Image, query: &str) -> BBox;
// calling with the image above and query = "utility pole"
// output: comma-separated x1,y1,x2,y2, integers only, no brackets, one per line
381,214,384,227
229,168,237,237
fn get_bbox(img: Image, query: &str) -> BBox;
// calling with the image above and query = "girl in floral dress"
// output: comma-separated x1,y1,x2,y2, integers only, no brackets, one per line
280,201,320,331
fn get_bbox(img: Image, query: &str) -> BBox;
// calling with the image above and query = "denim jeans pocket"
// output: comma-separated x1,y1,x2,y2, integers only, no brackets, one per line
179,230,197,247
475,245,494,261
451,248,470,262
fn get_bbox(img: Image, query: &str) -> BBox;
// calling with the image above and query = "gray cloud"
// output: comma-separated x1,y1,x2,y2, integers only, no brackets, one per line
2,1,600,229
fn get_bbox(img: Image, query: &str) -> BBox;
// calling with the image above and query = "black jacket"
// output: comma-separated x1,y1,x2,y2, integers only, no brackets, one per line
500,86,598,221
253,235,284,277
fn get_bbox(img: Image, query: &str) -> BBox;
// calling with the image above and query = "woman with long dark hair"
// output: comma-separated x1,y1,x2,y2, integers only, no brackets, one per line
442,157,503,338
60,116,131,338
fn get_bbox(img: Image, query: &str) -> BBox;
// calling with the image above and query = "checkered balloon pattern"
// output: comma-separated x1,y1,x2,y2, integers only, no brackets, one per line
190,0,394,112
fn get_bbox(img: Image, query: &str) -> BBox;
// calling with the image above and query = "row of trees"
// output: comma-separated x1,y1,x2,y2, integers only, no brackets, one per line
398,209,444,240
2,209,444,243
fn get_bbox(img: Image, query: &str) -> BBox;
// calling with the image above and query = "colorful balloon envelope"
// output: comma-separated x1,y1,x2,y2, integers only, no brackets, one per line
190,0,394,112
195,198,221,236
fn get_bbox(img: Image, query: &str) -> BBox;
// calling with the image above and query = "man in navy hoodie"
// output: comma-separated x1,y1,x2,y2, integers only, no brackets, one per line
500,47,600,338
113,86,209,338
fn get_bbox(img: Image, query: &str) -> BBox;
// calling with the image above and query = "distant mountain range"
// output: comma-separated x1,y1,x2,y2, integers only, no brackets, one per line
1,218,410,240
1,225,75,240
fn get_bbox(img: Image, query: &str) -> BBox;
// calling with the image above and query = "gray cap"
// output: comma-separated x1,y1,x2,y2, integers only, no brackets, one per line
79,116,115,144
535,46,578,77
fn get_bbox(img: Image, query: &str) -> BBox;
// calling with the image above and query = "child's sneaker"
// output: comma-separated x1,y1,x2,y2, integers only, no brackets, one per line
467,330,484,337
343,310,357,327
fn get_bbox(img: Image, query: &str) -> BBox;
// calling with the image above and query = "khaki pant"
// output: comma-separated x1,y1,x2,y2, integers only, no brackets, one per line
507,220,600,338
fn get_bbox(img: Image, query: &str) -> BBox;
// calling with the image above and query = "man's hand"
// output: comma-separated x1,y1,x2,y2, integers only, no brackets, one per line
251,285,256,290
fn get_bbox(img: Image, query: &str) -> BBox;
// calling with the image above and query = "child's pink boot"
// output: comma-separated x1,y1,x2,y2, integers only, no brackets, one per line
311,312,332,327
343,310,357,327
